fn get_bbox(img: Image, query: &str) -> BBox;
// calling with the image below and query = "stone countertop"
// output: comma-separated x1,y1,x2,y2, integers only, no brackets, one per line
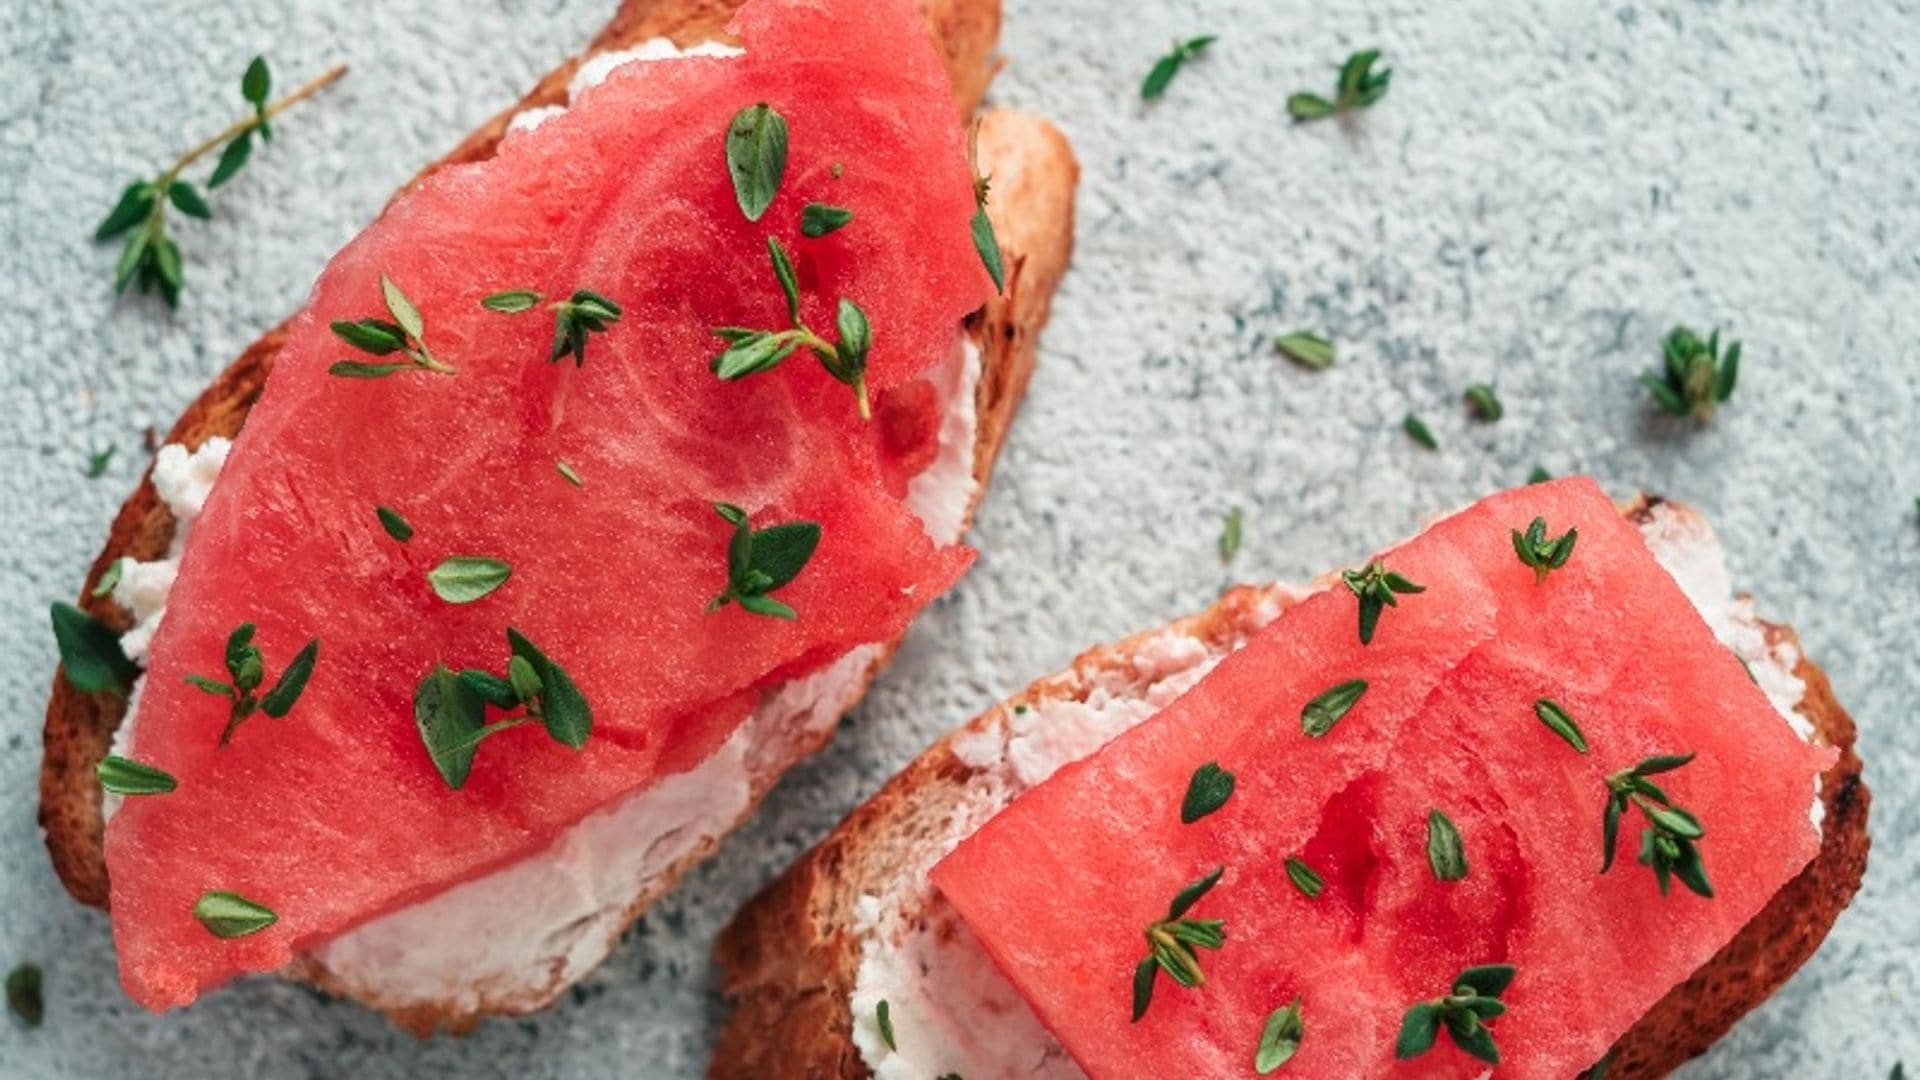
1,0,1914,1075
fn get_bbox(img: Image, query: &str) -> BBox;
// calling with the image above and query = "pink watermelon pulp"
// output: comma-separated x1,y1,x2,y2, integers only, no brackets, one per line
108,0,992,1010
931,480,1833,1079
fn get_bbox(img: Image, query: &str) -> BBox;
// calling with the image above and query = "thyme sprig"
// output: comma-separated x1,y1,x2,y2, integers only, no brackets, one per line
414,629,592,790
1130,866,1227,1022
1341,561,1425,645
184,623,319,745
1602,753,1713,897
1511,516,1578,583
1642,325,1740,421
1142,36,1218,101
94,58,346,306
1287,49,1391,122
711,238,874,418
1395,964,1515,1064
328,276,453,378
481,288,623,367
707,503,822,620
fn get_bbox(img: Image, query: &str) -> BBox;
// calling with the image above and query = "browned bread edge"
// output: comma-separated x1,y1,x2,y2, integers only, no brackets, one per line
709,501,1870,1080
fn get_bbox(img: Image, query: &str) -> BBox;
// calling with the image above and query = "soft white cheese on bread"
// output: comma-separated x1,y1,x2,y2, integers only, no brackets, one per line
102,335,980,1014
848,501,1817,1080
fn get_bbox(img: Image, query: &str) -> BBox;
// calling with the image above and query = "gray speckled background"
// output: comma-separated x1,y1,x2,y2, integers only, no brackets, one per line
2,0,1916,1076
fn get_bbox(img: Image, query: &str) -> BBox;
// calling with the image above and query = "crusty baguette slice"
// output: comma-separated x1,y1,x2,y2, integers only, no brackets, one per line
711,495,1870,1080
40,0,1079,1034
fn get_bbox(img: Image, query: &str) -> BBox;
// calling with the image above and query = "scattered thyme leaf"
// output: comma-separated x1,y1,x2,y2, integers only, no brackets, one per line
1142,36,1218,100
1219,507,1244,563
1301,678,1367,737
1403,413,1438,450
1255,996,1304,1074
1510,516,1578,583
193,891,277,939
710,248,873,417
49,602,138,695
375,505,413,543
1528,466,1553,485
6,964,43,1028
1341,562,1424,645
557,461,584,488
801,202,853,237
876,999,896,1051
84,446,116,477
1396,965,1514,1064
1465,383,1503,421
1284,857,1324,899
428,556,512,604
1426,809,1468,881
1643,325,1740,421
329,275,452,377
967,121,1006,293
415,630,592,789
483,287,622,366
725,102,788,222
1274,330,1335,371
1180,762,1236,823
94,59,346,306
1533,699,1589,753
1289,49,1391,122
96,755,178,795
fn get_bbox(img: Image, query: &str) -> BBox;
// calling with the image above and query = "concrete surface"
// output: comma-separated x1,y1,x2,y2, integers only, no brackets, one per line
2,0,1916,1075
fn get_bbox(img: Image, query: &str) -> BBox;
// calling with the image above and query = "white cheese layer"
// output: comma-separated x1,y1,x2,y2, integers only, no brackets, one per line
105,335,980,1012
506,38,745,136
850,503,1817,1080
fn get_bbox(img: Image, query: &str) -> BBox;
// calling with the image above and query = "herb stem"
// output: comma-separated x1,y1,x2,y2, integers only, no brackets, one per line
158,64,347,187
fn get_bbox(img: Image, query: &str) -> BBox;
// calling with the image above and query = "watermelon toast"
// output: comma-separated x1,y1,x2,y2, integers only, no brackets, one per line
714,482,1869,1080
40,0,1079,1032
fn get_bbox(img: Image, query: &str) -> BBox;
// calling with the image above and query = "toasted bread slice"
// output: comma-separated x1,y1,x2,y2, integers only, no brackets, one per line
711,496,1869,1080
40,0,1079,1034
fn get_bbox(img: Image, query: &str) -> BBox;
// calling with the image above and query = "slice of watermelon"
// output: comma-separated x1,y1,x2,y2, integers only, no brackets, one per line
931,479,1834,1079
107,0,993,1011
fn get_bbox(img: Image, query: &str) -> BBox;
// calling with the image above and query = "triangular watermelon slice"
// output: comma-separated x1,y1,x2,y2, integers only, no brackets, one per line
931,479,1834,1079
107,0,992,1011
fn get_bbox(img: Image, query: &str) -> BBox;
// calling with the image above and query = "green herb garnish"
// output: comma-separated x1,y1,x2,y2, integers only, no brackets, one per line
328,275,453,378
6,964,43,1028
1181,762,1236,823
968,122,1006,294
1288,49,1391,122
1341,562,1424,645
725,102,788,222
1426,809,1468,881
1602,752,1712,897
1274,330,1335,371
192,890,277,939
96,755,178,796
49,602,138,695
1403,413,1438,450
1301,678,1367,737
1465,384,1503,421
801,203,853,237
707,503,822,620
1642,325,1739,421
95,59,345,307
185,623,319,745
1395,964,1514,1064
1533,699,1589,753
427,556,512,604
1142,36,1218,100
1511,516,1577,584
414,629,592,790
375,506,413,543
481,288,622,367
711,238,875,417
1131,866,1227,1022
556,461,584,488
1528,466,1552,484
876,999,896,1050
1220,507,1244,563
84,446,116,478
1255,996,1304,1074
1284,857,1324,899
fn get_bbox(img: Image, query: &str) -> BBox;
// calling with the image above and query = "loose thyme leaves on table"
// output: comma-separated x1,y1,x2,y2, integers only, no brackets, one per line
1641,325,1739,421
94,57,346,307
1142,36,1219,101
1287,49,1391,122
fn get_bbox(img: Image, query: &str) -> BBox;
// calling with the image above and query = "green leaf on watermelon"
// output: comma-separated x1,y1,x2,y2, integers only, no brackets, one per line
1511,516,1578,584
375,505,414,543
428,556,513,604
1129,957,1158,1023
259,640,319,718
1300,678,1367,738
330,319,407,355
193,890,277,938
801,202,853,237
415,663,489,789
1397,964,1513,1063
708,504,822,620
327,360,412,379
1426,809,1469,882
482,289,541,313
50,602,139,695
970,204,1005,294
725,102,789,222
1341,562,1424,646
507,628,593,750
184,674,233,697
1180,762,1236,823
556,461,584,488
381,274,425,342
225,623,264,692
1394,1002,1440,1059
769,237,802,324
1166,865,1223,920
1532,698,1588,753
96,755,178,796
1254,996,1304,1073
458,669,520,710
1283,857,1323,899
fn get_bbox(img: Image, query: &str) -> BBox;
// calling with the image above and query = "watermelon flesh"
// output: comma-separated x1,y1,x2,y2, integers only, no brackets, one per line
931,479,1834,1079
107,0,992,1011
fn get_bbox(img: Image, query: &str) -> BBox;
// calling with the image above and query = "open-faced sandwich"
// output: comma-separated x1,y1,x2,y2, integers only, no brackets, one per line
40,0,1078,1032
715,479,1869,1079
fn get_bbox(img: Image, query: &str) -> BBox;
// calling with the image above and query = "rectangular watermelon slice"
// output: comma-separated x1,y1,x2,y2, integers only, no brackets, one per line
930,478,1834,1079
105,0,995,1011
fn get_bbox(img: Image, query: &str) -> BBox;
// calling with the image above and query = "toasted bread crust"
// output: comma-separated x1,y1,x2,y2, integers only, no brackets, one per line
41,0,1079,1033
710,510,1869,1080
